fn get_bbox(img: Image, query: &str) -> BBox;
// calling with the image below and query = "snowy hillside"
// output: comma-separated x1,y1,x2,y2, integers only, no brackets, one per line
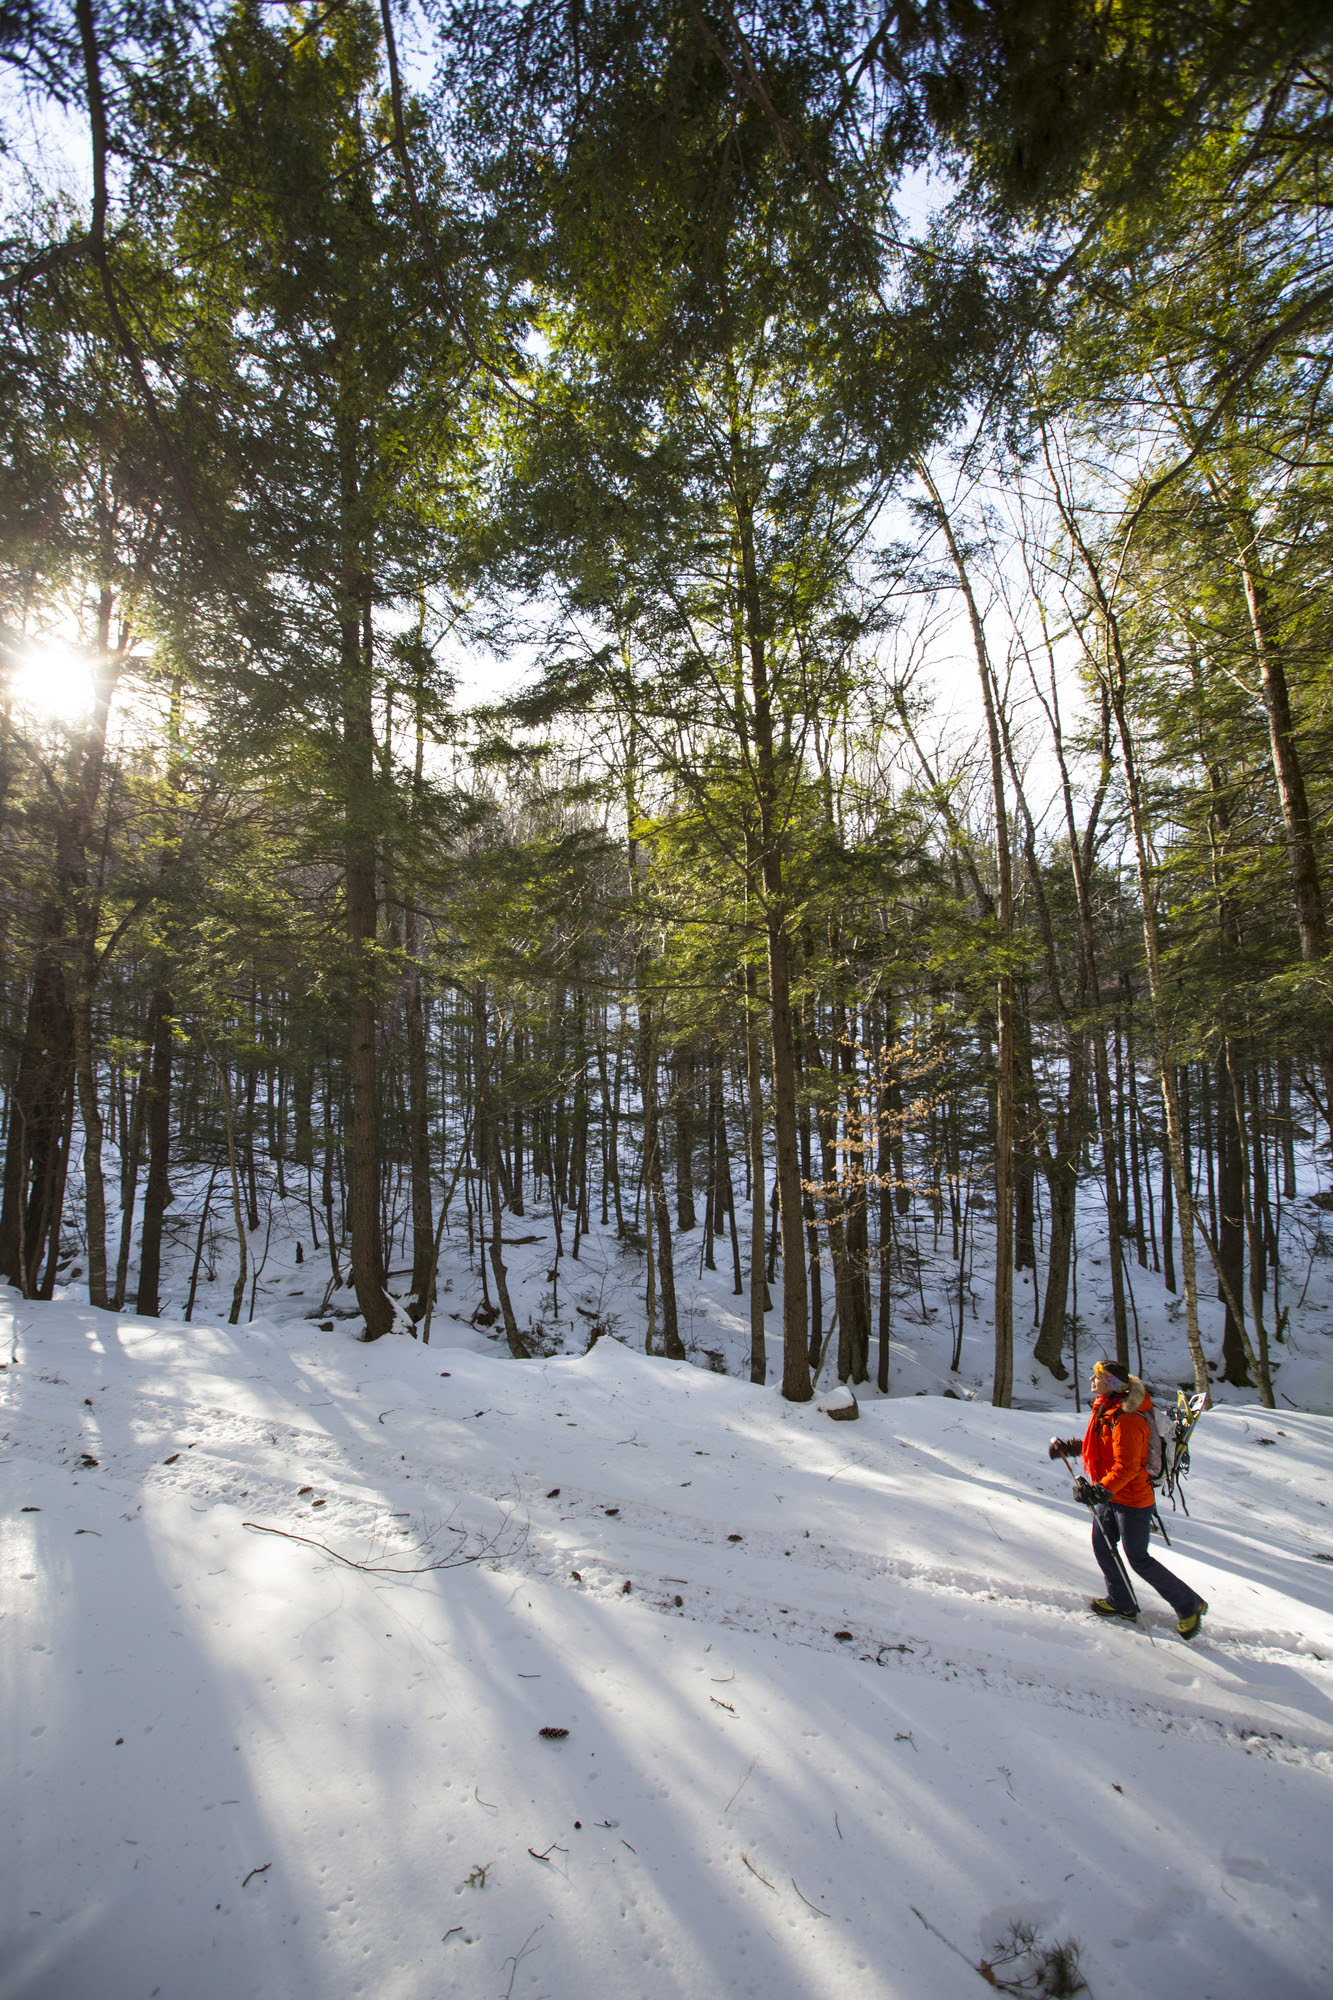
4,1291,1333,2000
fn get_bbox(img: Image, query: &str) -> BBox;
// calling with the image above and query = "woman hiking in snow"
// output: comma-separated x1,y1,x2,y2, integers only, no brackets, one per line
1050,1359,1208,1640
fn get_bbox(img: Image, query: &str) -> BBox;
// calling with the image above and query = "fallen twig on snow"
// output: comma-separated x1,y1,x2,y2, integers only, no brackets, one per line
724,1759,756,1812
499,1924,544,2000
911,1907,1088,1995
242,1520,485,1573
791,1877,829,1917
242,1506,527,1576
741,1852,776,1890
912,1905,983,1973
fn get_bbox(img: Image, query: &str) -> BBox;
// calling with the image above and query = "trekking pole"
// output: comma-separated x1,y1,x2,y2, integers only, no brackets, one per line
1054,1448,1140,1614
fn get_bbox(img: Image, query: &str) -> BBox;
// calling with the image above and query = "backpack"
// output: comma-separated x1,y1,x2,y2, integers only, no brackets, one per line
1144,1401,1173,1485
1145,1388,1207,1510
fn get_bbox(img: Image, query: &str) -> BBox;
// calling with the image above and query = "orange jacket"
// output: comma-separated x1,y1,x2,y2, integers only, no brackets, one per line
1082,1380,1154,1509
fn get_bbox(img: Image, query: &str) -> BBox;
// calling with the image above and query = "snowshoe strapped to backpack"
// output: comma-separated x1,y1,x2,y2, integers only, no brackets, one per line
1144,1388,1208,1511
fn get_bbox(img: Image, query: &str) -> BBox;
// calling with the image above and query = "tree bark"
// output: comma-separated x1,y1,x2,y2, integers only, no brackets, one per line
639,1001,685,1359
837,1005,873,1382
472,983,529,1357
112,998,155,1309
404,938,434,1320
1215,1044,1250,1386
135,985,174,1315
731,407,810,1401
673,1044,697,1231
1044,446,1209,1394
338,401,392,1341
204,1040,247,1327
72,955,109,1310
0,946,75,1297
1233,537,1327,964
743,962,768,1384
875,1013,894,1393
918,463,1014,1405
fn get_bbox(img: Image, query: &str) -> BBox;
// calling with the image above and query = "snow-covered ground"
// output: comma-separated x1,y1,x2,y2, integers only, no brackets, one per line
71,1140,1333,1417
4,1286,1332,1999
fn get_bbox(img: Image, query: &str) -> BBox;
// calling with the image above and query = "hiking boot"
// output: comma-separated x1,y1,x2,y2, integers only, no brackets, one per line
1091,1597,1138,1622
1177,1600,1208,1641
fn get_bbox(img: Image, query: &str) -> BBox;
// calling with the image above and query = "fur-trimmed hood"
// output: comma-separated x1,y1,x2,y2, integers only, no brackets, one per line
1084,1376,1155,1506
1093,1364,1150,1414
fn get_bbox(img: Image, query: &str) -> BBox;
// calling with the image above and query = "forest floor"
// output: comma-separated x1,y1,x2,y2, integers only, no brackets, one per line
95,1142,1333,1414
4,1218,1333,1998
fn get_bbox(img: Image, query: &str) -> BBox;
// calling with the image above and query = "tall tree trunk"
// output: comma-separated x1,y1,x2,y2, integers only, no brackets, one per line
338,406,392,1341
1045,448,1209,1393
638,1000,685,1359
571,985,590,1258
0,946,75,1298
1232,533,1328,965
838,1006,873,1383
1123,979,1147,1266
730,407,809,1402
673,1045,696,1231
472,983,528,1357
22,589,126,1311
242,1041,260,1233
1013,993,1037,1276
136,985,174,1315
72,958,109,1310
743,962,768,1384
113,996,154,1309
918,463,1014,1405
804,979,854,1381
1277,1057,1297,1200
875,1010,894,1393
1037,1160,1077,1372
404,936,433,1321
1215,1045,1250,1386
204,1040,248,1327
1238,1065,1276,1401
1116,747,1207,1392
620,696,681,1358
761,909,809,1395
702,1052,718,1271
344,835,390,1335
322,1073,342,1289
715,1058,744,1297
1020,672,1128,1376
1032,1037,1083,1378
1161,1116,1176,1294
798,1030,823,1369
596,1042,624,1237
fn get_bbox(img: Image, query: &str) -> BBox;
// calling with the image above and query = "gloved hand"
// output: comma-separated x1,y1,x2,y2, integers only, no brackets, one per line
1048,1438,1082,1461
1072,1476,1113,1507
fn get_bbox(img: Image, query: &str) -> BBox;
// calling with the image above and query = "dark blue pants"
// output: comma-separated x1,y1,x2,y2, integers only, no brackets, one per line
1092,1502,1200,1617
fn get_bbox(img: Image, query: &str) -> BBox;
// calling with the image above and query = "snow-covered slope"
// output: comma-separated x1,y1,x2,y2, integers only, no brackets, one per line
4,1293,1332,1999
